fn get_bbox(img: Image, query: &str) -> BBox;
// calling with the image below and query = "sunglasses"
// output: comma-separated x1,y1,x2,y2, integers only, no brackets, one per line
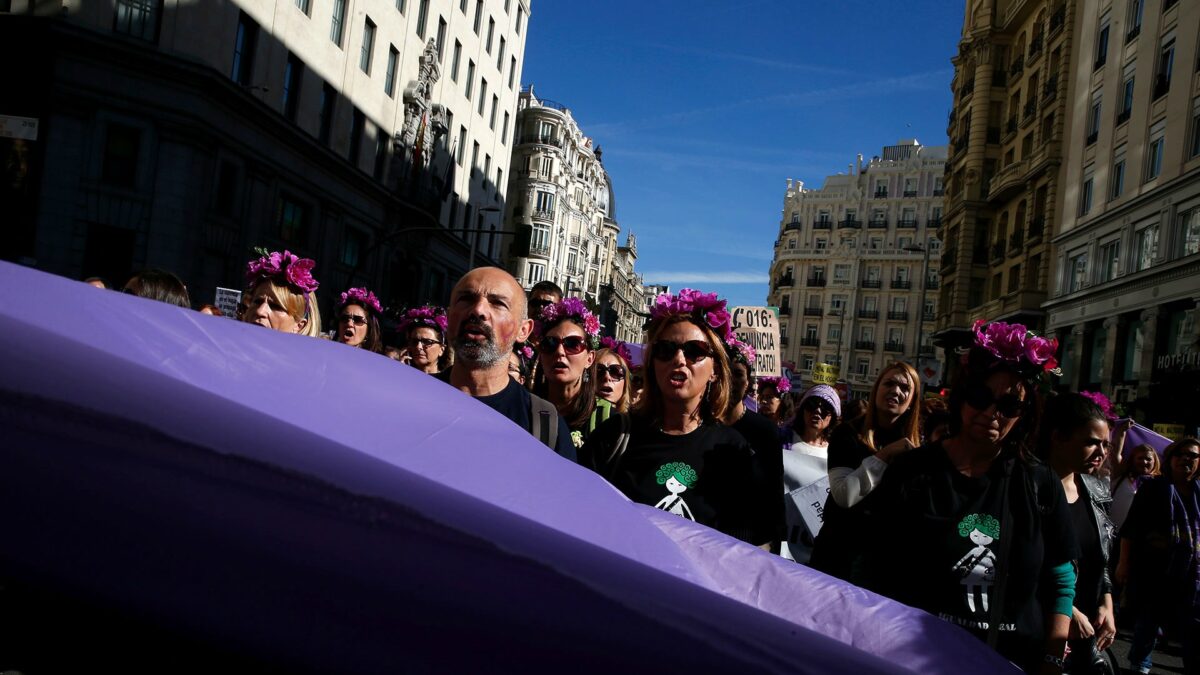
339,313,368,326
964,384,1025,418
1173,451,1200,461
408,337,441,350
596,363,626,381
539,335,589,355
802,399,834,416
651,339,714,363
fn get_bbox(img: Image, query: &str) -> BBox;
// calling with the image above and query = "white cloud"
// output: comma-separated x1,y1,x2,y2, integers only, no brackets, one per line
641,271,769,284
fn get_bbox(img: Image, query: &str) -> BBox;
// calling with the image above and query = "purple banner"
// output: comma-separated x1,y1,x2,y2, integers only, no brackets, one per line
1120,420,1172,457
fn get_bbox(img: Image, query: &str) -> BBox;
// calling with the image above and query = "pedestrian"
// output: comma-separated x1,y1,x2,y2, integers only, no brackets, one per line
440,267,575,460
724,336,783,548
580,289,758,543
1116,437,1200,675
780,384,841,563
526,280,563,328
123,268,191,309
864,320,1077,673
756,376,789,425
334,287,384,354
531,296,608,448
397,305,449,373
594,339,633,413
809,361,920,583
241,249,322,337
1038,393,1118,672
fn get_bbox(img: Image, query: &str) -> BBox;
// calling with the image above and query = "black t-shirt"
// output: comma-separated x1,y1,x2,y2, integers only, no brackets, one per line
437,372,576,462
1068,493,1103,617
581,415,758,543
731,410,785,546
867,444,1079,664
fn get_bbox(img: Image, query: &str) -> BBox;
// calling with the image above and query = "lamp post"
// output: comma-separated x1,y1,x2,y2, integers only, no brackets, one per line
902,241,932,368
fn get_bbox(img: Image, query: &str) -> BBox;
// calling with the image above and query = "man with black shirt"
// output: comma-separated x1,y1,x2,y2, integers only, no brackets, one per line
442,267,576,461
726,356,785,548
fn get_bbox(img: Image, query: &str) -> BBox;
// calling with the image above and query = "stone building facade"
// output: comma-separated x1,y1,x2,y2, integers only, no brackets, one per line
1,0,529,313
767,140,946,399
1043,0,1199,428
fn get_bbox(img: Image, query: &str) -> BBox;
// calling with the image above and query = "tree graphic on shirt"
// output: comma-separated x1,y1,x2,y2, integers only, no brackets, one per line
654,462,698,521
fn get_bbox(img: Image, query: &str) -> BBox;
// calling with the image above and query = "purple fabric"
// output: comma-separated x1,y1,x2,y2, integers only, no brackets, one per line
625,342,645,368
0,262,1015,673
1122,420,1172,457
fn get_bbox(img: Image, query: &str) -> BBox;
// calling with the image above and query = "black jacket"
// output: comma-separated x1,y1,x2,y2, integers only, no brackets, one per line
1078,473,1115,595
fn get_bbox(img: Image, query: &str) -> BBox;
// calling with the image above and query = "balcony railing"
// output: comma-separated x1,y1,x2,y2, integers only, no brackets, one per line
918,345,936,357
1009,55,1024,77
887,311,909,321
1023,99,1037,120
1125,24,1140,43
776,274,794,287
803,306,823,316
925,277,940,290
1008,231,1024,254
854,340,876,351
780,336,789,348
1152,73,1170,100
861,279,882,289
897,219,918,229
903,190,918,198
932,188,944,197
1043,75,1058,101
784,220,801,231
1028,33,1044,60
1116,109,1131,125
838,219,862,230
890,279,912,290
1028,216,1045,241
778,306,791,316
927,217,943,228
529,244,551,257
800,337,820,348
1005,117,1018,135
813,220,833,230
857,309,879,319
532,209,555,222
941,248,957,271
884,341,905,353
922,311,936,322
518,134,563,148
873,189,888,199
868,220,888,229
806,276,827,287
1086,130,1098,145
990,241,1006,262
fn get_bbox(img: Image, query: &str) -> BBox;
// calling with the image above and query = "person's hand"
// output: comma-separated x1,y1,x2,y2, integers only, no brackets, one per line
1115,559,1130,586
876,438,915,463
1094,605,1117,650
1068,607,1095,640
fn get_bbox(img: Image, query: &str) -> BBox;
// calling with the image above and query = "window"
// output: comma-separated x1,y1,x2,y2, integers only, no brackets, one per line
465,60,475,99
359,17,375,74
802,355,815,370
416,0,429,39
539,156,552,176
486,17,495,53
489,94,498,129
1126,0,1143,41
451,41,462,82
890,297,906,312
815,237,828,250
473,0,482,33
496,168,503,192
373,130,388,180
459,0,467,14
282,53,303,122
1133,224,1158,271
497,37,506,70
502,111,510,143
436,18,447,61
1118,65,1135,123
1079,173,1094,217
483,154,491,181
384,46,399,97
991,273,1002,299
471,141,480,174
856,359,871,376
869,236,882,250
830,294,846,312
528,263,545,283
101,123,141,188
277,194,309,244
478,79,487,115
515,6,524,35
788,238,796,249
1146,121,1165,181
1098,239,1120,281
531,224,549,250
342,228,367,267
1086,89,1101,144
318,83,336,145
1111,146,1126,198
113,0,161,42
827,324,841,342
509,55,517,89
1176,208,1200,257
1154,38,1174,99
1068,252,1088,292
1192,97,1200,158
535,190,554,212
395,0,405,12
349,109,365,166
1094,19,1109,69
833,264,850,283
231,11,259,86
330,0,347,47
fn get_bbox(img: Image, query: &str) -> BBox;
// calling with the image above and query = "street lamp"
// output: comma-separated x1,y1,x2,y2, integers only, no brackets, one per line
902,242,932,368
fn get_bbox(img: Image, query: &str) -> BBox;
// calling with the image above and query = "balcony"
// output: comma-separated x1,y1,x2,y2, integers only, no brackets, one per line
868,220,888,229
532,209,555,222
1152,73,1169,100
778,305,791,316
922,311,936,322
784,220,801,231
990,242,1006,263
1008,231,1024,255
958,78,975,99
903,190,919,198
1005,117,1018,135
803,306,823,317
887,311,909,321
569,234,582,245
1028,216,1045,242
884,341,905,353
518,134,563,148
925,277,940,290
813,220,833,230
918,345,936,357
857,309,879,319
1028,33,1044,60
775,274,794,288
1116,109,1131,125
806,276,827,287
838,219,862,230
800,337,820,348
873,189,889,199
529,244,551,257
933,188,944,197
941,247,957,271
987,158,1029,201
927,217,942,229
890,279,912,290
1009,55,1024,77
861,279,882,289
1125,24,1140,43
854,340,876,351
1023,99,1037,120
1049,6,1065,34
953,136,968,155
1086,130,1098,145
1042,75,1058,101
897,219,918,229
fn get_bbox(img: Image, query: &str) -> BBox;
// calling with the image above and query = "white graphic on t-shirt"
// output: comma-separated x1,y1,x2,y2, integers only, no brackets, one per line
654,462,697,521
952,513,1000,614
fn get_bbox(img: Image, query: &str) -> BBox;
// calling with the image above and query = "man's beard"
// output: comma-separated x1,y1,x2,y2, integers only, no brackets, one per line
453,321,506,368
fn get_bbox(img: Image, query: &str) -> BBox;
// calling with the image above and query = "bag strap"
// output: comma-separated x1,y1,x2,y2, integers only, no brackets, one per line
986,460,1015,649
529,394,558,450
600,413,632,479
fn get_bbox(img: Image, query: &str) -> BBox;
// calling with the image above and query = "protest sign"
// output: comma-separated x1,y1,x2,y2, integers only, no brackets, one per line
786,475,830,538
811,363,839,386
214,287,242,319
731,306,780,377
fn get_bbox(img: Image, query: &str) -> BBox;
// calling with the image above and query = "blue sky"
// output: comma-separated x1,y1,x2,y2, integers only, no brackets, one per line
520,1,963,309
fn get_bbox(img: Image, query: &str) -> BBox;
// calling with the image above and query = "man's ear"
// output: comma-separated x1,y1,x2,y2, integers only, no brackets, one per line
516,318,534,343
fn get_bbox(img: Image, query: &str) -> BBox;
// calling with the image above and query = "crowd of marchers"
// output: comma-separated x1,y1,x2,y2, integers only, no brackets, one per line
90,249,1199,675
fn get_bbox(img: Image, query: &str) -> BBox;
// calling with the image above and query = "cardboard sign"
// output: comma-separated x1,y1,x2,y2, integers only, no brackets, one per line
918,358,943,387
214,287,242,319
731,306,780,377
1153,423,1185,439
811,362,840,385
0,115,38,141
785,475,830,538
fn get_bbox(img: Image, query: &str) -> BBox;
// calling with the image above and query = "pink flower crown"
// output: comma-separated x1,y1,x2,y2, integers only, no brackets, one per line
338,287,383,315
757,375,790,394
245,248,320,294
725,336,757,367
514,341,536,360
599,336,634,365
397,305,449,335
1080,391,1119,422
968,319,1061,375
534,297,602,348
648,288,734,342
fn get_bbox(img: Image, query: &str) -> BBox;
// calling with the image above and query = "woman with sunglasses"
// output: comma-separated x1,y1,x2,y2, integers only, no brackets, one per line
865,321,1079,673
756,376,789,425
809,361,921,583
780,385,841,563
397,305,449,374
1038,393,1118,672
595,338,633,414
532,297,609,447
1117,437,1200,675
333,287,384,353
241,249,322,337
581,289,758,543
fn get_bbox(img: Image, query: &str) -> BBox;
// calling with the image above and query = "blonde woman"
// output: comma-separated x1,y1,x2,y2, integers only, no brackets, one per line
241,249,322,337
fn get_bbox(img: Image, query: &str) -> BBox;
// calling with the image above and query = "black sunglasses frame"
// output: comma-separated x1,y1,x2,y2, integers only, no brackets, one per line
339,313,368,326
596,363,626,381
651,339,714,363
964,384,1025,419
539,335,589,355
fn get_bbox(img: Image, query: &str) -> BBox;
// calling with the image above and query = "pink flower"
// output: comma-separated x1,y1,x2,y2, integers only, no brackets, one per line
1025,335,1057,367
245,249,320,294
532,297,602,344
339,287,383,314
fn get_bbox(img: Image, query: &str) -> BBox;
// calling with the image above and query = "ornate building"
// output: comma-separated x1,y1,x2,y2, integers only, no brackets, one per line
937,0,1074,362
600,232,646,343
1,0,530,312
767,140,946,399
1043,0,1199,428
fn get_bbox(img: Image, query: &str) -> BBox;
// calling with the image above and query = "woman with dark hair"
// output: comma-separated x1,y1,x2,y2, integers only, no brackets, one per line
780,384,841,563
809,361,921,582
334,287,384,354
581,289,758,542
1117,437,1200,675
397,305,449,374
756,376,789,425
1039,393,1117,672
532,297,607,448
241,250,322,337
723,337,784,548
865,321,1078,673
123,268,191,309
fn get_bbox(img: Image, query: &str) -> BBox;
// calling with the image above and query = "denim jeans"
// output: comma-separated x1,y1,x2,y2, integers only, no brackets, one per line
1129,607,1200,674
1126,615,1157,674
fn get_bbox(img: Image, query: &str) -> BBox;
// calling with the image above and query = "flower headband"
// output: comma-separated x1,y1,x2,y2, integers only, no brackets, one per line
599,337,634,365
534,297,602,349
1080,391,1119,422
338,287,383,315
514,341,536,360
648,288,734,342
725,335,757,367
758,375,791,395
397,305,449,335
968,319,1061,376
245,248,320,294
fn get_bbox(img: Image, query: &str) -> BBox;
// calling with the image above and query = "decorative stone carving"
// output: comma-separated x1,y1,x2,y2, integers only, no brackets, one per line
393,39,447,189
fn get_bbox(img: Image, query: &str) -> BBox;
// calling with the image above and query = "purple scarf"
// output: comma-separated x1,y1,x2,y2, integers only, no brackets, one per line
1166,479,1200,596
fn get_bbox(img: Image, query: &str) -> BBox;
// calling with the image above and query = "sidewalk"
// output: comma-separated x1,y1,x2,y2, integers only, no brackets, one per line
1108,625,1184,674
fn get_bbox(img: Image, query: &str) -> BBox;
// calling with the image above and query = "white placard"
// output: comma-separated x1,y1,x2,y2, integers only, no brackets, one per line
730,306,781,378
786,475,830,538
214,287,242,319
0,115,39,141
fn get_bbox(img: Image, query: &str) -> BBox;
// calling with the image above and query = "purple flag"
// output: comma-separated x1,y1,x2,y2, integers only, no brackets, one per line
1120,419,1172,457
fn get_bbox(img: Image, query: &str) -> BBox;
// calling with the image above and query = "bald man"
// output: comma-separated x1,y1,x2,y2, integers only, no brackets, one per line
441,267,575,461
